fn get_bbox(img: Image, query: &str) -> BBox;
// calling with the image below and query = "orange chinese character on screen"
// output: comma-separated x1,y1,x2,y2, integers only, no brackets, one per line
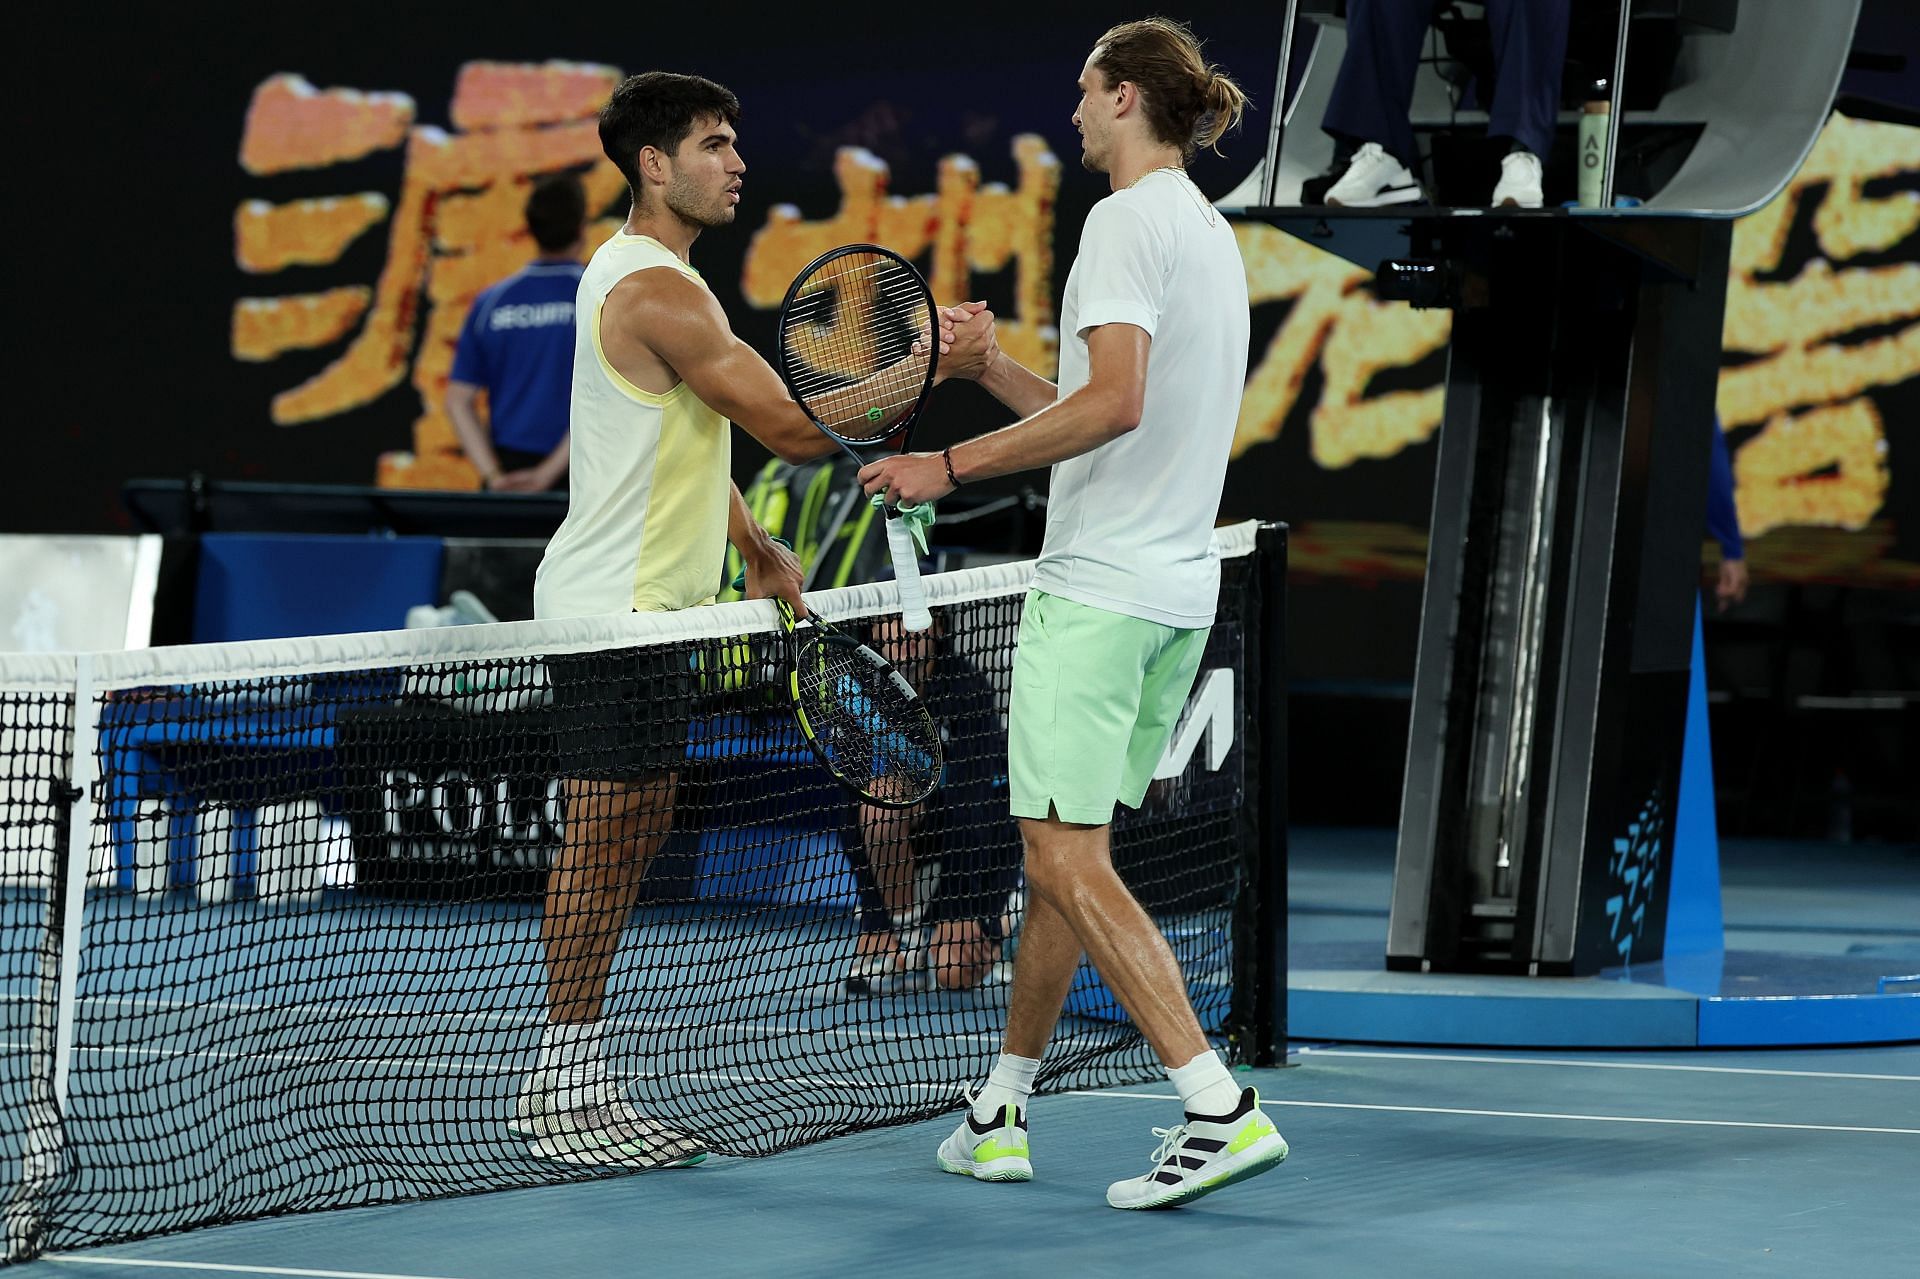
1719,112,1920,536
232,63,627,489
741,136,1062,377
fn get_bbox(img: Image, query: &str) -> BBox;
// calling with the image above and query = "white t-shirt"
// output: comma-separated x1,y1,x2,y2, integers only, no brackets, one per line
1032,168,1250,629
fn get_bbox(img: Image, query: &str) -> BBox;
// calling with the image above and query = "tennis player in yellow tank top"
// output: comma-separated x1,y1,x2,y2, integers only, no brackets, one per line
515,71,990,1169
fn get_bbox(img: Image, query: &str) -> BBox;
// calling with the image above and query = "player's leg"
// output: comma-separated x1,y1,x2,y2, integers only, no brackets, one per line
937,590,1095,1183
944,832,1194,1181
932,875,1066,1183
516,649,703,1168
947,593,1286,1203
941,590,1167,1181
1019,814,1209,1068
997,591,1207,1067
543,772,675,1027
1098,625,1287,1209
1012,809,1284,1208
520,772,703,1166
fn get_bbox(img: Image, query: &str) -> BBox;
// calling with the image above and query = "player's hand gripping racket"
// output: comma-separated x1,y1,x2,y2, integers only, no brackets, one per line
776,598,942,808
775,244,938,632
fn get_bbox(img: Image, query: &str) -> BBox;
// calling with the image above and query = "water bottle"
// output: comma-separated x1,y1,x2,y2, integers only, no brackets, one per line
1579,79,1611,208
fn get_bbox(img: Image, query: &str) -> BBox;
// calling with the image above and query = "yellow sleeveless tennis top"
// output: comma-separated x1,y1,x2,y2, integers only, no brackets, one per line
534,234,731,618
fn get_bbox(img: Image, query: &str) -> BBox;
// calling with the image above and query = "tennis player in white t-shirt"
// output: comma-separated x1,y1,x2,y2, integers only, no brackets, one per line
858,17,1290,1210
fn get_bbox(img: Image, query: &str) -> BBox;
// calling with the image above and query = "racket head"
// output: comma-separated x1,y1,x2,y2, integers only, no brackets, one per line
775,244,938,448
776,600,943,808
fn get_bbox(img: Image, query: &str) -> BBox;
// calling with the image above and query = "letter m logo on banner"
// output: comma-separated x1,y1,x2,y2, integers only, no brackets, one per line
1153,667,1236,780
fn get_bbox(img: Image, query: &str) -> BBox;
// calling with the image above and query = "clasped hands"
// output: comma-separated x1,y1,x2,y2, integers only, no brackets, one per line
863,301,998,506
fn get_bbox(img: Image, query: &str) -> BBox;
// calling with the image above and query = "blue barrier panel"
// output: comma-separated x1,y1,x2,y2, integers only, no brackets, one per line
192,533,445,642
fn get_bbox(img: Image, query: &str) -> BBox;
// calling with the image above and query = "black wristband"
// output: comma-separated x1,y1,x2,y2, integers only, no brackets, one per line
942,447,962,488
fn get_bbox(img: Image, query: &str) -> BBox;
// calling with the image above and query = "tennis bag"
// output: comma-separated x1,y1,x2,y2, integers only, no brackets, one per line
719,455,894,601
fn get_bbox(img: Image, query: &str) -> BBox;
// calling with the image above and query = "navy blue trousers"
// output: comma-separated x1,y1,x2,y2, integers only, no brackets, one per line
1322,0,1572,167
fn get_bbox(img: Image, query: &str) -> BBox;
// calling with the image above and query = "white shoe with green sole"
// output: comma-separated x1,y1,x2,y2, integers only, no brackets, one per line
937,1098,1032,1183
1105,1088,1287,1210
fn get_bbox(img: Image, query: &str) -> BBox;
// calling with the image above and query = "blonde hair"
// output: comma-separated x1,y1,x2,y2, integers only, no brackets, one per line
1091,16,1249,159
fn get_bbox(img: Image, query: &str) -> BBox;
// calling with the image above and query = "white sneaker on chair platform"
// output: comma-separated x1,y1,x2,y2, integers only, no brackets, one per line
1492,150,1544,208
1324,142,1425,207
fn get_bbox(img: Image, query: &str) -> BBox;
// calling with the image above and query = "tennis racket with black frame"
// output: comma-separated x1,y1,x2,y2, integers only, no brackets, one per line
775,244,939,632
775,598,942,809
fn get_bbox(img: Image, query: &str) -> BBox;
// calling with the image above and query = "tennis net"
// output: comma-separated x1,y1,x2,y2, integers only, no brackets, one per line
1,520,1285,1261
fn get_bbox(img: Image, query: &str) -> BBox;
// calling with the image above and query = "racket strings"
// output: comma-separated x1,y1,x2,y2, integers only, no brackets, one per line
780,253,933,442
782,311,927,393
784,259,925,366
794,636,940,802
782,272,927,380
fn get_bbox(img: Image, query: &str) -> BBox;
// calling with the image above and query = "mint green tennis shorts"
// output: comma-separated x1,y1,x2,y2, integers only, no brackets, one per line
1007,589,1210,826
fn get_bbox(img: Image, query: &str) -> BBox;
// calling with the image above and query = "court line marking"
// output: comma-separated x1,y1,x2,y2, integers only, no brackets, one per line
1723,920,1920,939
1295,1047,1920,1083
0,992,1125,1055
1066,1091,1920,1135
0,992,1195,1058
41,1257,464,1279
0,993,1019,1050
0,1039,964,1094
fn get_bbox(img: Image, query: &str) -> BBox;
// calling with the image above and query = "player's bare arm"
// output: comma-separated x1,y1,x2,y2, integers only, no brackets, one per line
858,323,1149,506
727,480,807,616
600,268,837,465
946,302,1059,418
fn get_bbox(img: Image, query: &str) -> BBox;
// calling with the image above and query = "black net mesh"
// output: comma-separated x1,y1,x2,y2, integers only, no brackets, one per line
3,541,1273,1256
1,684,75,1262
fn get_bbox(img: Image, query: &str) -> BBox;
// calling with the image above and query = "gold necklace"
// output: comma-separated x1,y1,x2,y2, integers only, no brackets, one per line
1126,164,1186,189
1125,163,1217,225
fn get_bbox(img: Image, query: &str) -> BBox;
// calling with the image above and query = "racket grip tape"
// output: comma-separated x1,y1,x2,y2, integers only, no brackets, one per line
885,512,933,632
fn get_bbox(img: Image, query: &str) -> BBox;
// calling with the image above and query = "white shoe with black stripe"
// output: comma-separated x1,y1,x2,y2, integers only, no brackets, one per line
1105,1088,1288,1210
1324,142,1425,207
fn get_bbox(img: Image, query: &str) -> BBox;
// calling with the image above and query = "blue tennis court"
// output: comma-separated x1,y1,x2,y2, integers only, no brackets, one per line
12,1046,1916,1278
10,827,1916,1279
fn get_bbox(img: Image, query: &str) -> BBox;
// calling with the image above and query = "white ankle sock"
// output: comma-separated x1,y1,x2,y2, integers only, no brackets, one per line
972,1053,1041,1123
1168,1050,1240,1119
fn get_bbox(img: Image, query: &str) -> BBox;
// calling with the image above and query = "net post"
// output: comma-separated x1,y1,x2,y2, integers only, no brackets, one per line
6,656,94,1263
51,653,96,1114
1251,522,1282,1060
